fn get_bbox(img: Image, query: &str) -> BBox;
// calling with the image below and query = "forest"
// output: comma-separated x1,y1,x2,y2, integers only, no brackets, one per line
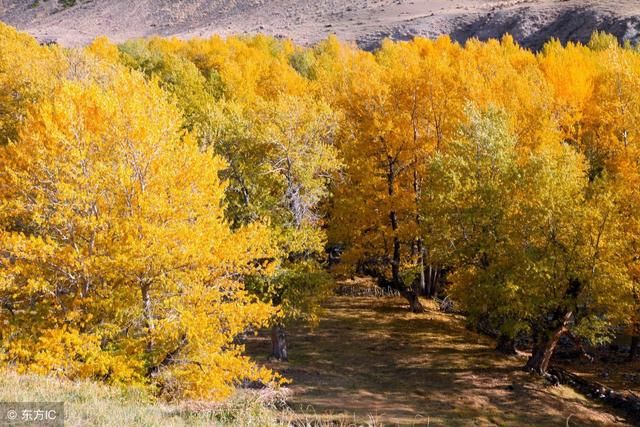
0,22,640,423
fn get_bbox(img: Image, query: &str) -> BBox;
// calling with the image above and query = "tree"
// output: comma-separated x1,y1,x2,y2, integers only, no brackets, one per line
579,38,640,362
0,63,277,399
320,37,466,309
422,105,521,339
199,94,341,360
422,105,633,374
117,38,222,131
0,23,66,144
376,37,465,298
249,95,341,360
107,34,341,362
317,40,423,310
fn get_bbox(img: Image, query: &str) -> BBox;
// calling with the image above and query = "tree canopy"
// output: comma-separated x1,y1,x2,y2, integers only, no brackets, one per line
1,23,640,396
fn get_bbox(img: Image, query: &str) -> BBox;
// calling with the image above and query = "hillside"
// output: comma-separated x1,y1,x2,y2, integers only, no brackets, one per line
1,0,639,49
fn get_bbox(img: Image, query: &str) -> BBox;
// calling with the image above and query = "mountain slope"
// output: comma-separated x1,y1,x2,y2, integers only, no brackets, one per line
1,1,639,50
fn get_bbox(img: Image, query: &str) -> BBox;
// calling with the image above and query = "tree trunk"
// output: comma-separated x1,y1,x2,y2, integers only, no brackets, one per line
525,312,572,374
526,332,561,375
412,152,425,297
527,279,583,374
391,230,401,287
629,335,639,362
141,281,154,355
399,289,425,313
496,334,517,355
386,155,425,313
428,266,440,299
270,324,288,361
417,241,426,296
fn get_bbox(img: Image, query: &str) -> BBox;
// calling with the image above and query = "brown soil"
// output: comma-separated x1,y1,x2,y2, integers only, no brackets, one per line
246,296,631,426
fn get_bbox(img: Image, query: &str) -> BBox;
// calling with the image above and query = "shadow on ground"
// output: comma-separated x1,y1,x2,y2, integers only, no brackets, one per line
246,296,629,426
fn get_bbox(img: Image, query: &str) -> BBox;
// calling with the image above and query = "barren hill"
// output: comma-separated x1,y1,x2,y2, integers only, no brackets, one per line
1,1,639,50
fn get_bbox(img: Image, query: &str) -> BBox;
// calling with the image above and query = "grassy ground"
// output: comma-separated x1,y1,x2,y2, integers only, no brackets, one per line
1,293,632,426
0,370,291,426
246,296,631,426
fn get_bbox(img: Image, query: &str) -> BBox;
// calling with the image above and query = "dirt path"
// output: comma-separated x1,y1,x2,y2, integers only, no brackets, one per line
247,296,630,426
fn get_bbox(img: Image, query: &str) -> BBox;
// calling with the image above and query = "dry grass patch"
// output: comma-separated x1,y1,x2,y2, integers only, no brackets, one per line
247,295,631,426
0,371,285,426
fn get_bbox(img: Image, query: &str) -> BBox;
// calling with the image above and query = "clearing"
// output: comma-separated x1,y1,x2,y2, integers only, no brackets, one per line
247,296,630,426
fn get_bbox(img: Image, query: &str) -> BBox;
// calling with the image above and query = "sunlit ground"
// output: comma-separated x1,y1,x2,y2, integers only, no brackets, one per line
247,293,630,426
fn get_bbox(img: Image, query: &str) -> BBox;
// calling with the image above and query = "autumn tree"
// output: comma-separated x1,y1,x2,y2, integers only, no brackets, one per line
0,59,277,398
319,37,466,309
0,23,66,144
200,94,341,360
314,40,414,309
423,105,633,374
97,35,342,361
375,37,466,297
117,37,223,131
579,35,640,361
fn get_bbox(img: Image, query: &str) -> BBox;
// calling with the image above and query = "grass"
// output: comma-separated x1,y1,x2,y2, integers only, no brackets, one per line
246,294,631,426
0,290,632,426
0,370,289,426
0,370,383,426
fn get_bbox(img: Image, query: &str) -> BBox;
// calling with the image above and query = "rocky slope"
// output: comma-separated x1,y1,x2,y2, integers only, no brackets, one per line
0,0,639,49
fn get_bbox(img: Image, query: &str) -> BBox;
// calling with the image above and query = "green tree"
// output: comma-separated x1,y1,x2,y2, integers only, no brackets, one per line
201,94,342,360
118,38,223,131
423,106,633,374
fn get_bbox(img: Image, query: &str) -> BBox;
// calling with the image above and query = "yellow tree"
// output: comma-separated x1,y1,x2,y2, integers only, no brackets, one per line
460,35,558,150
100,34,340,361
117,37,221,132
376,37,465,297
538,39,599,155
580,37,640,360
318,37,464,309
0,23,66,144
319,42,426,310
0,62,276,399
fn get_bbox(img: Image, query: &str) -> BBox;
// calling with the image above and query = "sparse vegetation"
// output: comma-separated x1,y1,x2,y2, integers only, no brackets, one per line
59,0,77,9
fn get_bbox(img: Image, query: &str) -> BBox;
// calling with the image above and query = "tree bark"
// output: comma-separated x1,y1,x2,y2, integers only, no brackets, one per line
412,152,426,297
416,241,426,295
387,155,425,313
270,324,288,361
399,289,425,313
527,278,583,374
141,281,154,355
427,265,440,298
425,264,432,297
525,312,572,374
391,225,401,287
